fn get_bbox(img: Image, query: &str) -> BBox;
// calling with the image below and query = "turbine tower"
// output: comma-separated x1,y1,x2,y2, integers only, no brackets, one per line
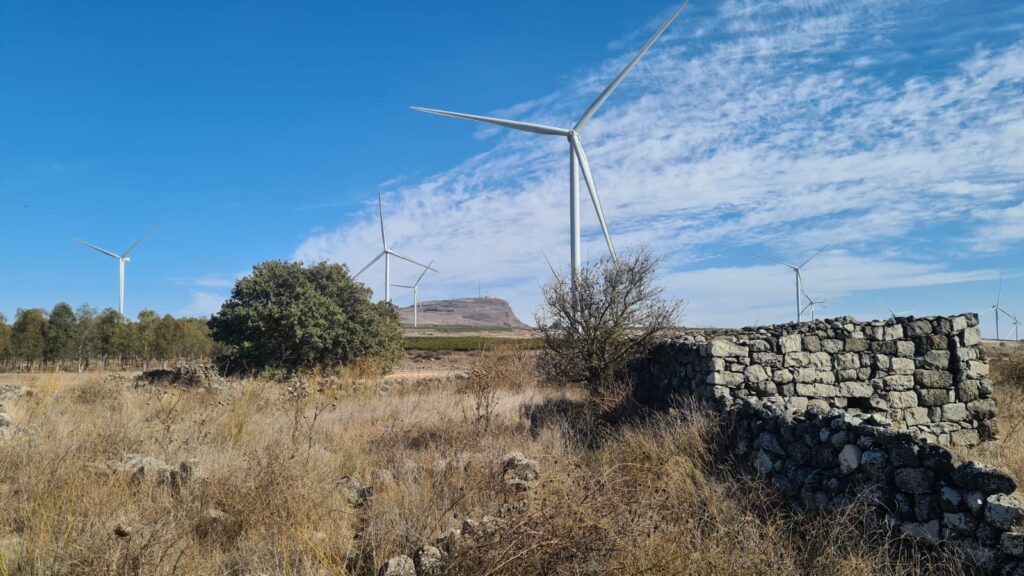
392,260,433,328
751,242,833,323
413,1,689,284
75,226,160,316
354,192,436,302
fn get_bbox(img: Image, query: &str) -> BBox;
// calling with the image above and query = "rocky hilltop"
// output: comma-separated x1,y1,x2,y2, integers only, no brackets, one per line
397,297,527,328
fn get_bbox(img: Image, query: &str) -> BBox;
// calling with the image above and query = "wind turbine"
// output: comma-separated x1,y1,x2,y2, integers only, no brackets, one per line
354,192,436,302
876,297,912,320
986,275,1015,341
751,242,833,323
75,226,160,316
800,288,826,322
392,260,433,328
412,1,690,284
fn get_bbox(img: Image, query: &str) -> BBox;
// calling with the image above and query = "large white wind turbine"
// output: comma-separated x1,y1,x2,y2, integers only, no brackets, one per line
354,192,436,302
751,242,833,323
413,1,689,283
75,226,160,316
392,260,433,328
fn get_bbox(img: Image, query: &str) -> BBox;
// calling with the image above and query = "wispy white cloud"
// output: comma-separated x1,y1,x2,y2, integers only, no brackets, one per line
294,1,1024,328
179,289,224,318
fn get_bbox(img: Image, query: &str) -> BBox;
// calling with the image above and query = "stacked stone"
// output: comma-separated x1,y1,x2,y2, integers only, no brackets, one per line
731,401,1024,573
639,313,995,449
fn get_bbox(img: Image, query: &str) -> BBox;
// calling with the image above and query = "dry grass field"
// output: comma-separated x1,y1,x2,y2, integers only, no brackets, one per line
3,346,1022,575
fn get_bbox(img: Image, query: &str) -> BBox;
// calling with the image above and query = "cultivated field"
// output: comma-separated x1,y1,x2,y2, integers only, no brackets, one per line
0,345,1021,575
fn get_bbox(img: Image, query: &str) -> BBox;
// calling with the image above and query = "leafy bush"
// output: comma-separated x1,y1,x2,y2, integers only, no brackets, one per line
209,260,402,375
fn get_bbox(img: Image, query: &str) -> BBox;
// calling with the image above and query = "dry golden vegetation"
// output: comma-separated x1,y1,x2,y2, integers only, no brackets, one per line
967,344,1024,489
0,347,1002,575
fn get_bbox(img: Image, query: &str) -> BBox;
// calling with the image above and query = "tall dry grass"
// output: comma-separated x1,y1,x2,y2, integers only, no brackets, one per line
968,345,1024,488
0,355,971,575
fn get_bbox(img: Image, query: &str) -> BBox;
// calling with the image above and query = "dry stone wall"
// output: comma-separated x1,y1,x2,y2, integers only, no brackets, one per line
633,314,1023,574
635,314,996,448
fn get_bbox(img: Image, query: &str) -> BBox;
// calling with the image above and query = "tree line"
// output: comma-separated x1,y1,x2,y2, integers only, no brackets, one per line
0,304,217,372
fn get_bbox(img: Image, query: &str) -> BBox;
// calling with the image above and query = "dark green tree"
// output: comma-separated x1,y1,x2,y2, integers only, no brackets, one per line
12,308,48,365
0,313,10,363
209,260,403,374
45,302,78,364
94,309,131,366
73,304,98,369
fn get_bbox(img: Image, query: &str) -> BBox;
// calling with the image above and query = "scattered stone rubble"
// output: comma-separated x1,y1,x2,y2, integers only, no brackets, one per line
0,404,17,440
0,384,31,401
634,313,1023,574
134,365,225,390
100,454,201,489
376,453,539,575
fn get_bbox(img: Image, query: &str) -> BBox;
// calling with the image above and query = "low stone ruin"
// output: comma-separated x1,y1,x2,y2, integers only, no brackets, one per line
134,365,225,390
637,314,995,447
633,313,1023,573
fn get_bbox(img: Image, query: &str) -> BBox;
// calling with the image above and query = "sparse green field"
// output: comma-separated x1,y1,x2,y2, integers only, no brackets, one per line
403,335,543,352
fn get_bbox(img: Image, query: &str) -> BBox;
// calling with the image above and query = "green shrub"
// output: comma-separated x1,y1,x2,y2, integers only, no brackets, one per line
209,260,403,375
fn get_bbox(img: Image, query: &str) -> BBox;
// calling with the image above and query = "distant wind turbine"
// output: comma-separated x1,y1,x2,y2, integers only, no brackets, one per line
392,260,433,328
354,192,436,303
751,242,833,323
413,1,690,285
876,296,912,320
800,288,826,322
984,274,1015,341
75,225,160,316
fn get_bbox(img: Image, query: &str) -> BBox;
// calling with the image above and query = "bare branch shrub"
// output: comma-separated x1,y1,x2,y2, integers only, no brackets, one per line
535,246,683,395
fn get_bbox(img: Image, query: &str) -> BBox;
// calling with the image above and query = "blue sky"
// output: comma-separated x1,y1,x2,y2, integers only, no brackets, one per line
1,1,1022,337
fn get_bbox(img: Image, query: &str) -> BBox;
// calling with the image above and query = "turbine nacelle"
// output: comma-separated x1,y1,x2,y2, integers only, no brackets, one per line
412,1,689,279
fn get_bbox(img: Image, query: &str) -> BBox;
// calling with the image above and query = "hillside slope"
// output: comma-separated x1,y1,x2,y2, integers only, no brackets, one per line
397,297,528,328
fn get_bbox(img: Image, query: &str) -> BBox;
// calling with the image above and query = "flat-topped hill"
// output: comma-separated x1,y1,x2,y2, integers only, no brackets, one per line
398,297,528,328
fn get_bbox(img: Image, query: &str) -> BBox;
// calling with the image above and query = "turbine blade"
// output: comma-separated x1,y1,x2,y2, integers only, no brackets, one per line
542,250,559,277
997,274,1002,306
354,252,385,279
798,240,834,269
378,191,388,249
411,106,570,136
75,239,120,259
392,284,415,289
574,0,690,131
570,135,616,260
415,260,434,286
749,254,797,269
388,250,437,272
122,224,161,256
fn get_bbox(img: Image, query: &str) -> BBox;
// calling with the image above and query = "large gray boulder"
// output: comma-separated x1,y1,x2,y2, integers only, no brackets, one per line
953,462,1016,495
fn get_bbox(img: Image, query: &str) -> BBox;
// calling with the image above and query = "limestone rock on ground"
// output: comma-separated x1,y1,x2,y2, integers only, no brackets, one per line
101,454,200,488
337,475,373,507
501,452,540,493
379,554,415,576
0,384,31,400
414,545,444,576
